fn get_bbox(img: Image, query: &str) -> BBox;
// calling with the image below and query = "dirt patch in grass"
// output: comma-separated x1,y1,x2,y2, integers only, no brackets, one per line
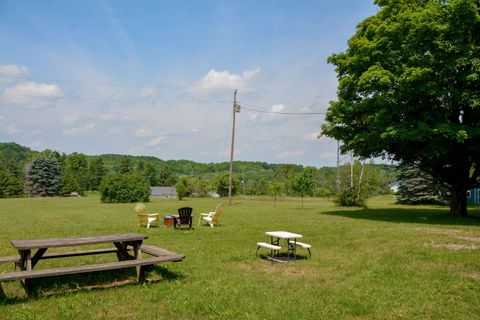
415,227,463,236
461,271,480,280
455,236,480,242
417,228,480,250
424,241,479,250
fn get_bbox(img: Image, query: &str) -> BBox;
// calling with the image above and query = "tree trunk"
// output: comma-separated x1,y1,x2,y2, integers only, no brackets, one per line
450,174,469,217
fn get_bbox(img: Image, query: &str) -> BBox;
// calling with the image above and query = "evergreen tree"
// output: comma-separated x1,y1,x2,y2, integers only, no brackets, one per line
115,156,134,174
396,164,449,205
24,157,63,197
158,164,176,186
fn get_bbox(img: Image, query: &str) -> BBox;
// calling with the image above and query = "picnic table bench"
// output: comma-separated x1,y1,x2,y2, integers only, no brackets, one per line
0,233,184,295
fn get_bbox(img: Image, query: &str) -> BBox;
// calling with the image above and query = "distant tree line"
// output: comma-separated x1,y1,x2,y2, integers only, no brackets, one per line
0,142,397,202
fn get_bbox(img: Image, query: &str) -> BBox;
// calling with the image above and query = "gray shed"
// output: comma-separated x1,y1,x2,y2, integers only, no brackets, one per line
150,186,177,198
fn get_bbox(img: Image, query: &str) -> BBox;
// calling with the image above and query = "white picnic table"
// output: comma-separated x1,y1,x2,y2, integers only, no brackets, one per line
265,231,303,260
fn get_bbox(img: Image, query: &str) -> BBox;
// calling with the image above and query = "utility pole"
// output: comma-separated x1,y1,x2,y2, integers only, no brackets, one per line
336,139,340,193
228,89,240,206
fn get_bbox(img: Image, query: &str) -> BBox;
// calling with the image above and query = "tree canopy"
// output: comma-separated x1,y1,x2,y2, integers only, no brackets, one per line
322,0,480,216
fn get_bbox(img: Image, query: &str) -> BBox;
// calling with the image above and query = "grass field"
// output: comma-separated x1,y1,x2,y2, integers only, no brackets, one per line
0,195,479,319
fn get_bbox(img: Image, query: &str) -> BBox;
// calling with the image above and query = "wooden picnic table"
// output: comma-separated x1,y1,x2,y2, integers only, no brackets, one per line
0,233,184,296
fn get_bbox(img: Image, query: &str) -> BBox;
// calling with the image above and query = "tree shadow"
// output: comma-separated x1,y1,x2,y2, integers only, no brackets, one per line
320,207,480,226
0,265,184,303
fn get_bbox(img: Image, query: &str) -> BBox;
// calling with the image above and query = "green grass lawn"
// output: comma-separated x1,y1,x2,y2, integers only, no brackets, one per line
0,195,479,319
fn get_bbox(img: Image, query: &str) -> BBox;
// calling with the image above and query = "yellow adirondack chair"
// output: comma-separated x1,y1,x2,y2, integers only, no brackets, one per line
198,203,224,227
134,203,160,228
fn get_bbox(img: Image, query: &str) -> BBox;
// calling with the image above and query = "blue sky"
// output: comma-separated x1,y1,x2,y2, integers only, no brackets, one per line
0,0,378,167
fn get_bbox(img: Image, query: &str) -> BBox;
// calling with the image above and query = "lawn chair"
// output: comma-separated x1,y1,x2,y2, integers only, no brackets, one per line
198,203,224,227
174,207,193,230
134,203,160,229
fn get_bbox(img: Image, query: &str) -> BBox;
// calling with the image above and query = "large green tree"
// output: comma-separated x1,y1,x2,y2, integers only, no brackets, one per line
322,0,480,217
24,157,63,197
62,152,88,195
87,156,108,190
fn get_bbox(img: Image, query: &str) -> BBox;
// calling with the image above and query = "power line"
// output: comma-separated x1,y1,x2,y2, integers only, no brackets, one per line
241,106,326,115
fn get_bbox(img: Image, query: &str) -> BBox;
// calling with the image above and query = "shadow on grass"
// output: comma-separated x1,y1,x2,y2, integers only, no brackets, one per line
320,207,480,226
0,265,183,303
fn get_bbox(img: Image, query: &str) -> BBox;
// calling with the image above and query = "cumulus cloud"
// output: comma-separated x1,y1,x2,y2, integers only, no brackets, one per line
63,122,96,136
5,81,62,97
0,64,28,82
7,125,19,134
3,81,63,108
134,128,153,137
61,114,79,124
145,136,166,146
264,104,285,120
189,67,260,92
275,150,305,159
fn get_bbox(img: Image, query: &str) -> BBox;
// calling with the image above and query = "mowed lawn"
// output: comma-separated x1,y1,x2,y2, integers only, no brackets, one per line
0,195,480,319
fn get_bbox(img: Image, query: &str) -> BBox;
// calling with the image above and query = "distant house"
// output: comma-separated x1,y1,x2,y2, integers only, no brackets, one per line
150,187,177,198
467,188,480,205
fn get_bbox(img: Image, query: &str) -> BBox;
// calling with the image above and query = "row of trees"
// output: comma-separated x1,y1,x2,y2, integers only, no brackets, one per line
0,142,397,200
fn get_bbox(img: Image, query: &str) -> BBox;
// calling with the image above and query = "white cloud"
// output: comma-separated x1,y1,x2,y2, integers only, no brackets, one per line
63,122,96,136
264,104,285,120
145,136,166,146
0,115,4,121
275,150,305,159
30,140,44,148
61,114,79,124
189,67,260,92
134,128,153,137
0,64,28,82
248,113,258,121
139,86,157,97
271,104,284,113
100,113,116,121
3,81,63,108
7,125,18,134
5,81,62,97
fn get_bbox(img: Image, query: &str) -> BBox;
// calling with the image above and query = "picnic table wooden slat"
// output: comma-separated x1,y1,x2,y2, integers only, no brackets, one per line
0,254,185,281
10,233,146,250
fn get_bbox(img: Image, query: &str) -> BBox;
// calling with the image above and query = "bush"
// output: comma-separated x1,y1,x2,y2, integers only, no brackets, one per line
175,175,191,200
213,173,238,197
335,186,367,207
99,173,150,203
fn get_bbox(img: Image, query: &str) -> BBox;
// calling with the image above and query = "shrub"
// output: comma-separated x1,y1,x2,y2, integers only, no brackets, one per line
335,186,366,207
99,173,150,203
213,173,238,197
175,175,191,200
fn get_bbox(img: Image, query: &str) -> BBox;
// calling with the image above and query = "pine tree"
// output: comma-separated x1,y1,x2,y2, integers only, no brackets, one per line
396,164,449,205
25,157,63,197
